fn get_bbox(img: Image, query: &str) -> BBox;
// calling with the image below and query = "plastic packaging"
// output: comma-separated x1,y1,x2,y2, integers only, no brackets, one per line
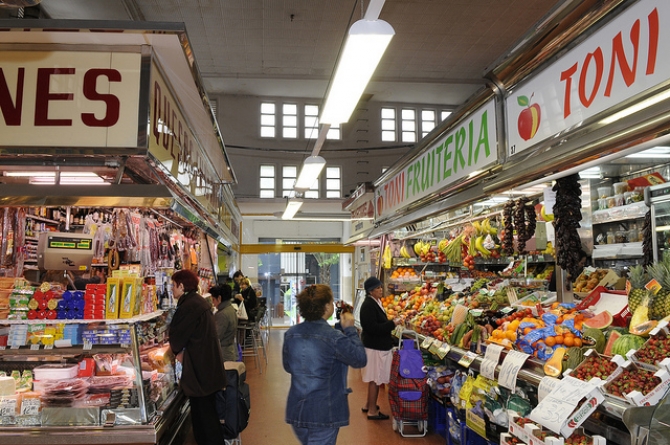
614,194,624,207
598,198,608,210
613,182,629,194
597,187,612,199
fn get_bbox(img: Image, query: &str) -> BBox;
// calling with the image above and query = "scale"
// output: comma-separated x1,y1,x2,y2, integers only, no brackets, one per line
36,232,94,271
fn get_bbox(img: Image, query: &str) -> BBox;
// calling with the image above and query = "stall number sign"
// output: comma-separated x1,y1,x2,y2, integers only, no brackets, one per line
0,50,142,148
507,0,670,156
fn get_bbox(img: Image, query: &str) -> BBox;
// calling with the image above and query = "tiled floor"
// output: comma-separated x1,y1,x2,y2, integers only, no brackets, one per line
178,329,447,445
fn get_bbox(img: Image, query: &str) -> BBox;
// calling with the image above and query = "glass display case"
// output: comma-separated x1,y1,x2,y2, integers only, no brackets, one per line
0,311,187,445
645,182,670,262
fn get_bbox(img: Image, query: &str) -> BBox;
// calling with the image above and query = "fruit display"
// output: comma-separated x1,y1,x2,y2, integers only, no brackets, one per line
645,252,670,320
604,365,662,398
568,350,619,382
610,334,646,357
627,265,648,313
630,327,670,368
572,269,613,294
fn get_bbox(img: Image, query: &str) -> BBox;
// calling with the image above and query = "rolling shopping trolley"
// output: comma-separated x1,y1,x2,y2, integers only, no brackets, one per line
388,329,429,437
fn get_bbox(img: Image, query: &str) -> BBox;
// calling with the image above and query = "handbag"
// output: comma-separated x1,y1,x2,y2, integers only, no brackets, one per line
234,302,248,320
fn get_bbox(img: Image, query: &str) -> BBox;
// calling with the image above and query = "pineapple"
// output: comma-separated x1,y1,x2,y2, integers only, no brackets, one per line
627,265,648,313
647,256,670,320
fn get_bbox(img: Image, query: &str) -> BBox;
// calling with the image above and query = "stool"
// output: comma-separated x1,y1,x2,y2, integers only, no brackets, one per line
240,320,263,372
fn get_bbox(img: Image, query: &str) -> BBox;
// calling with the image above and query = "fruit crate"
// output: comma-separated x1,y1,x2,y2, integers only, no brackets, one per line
602,359,670,406
527,426,606,445
563,348,622,384
428,397,447,439
628,321,670,372
464,426,495,445
447,407,466,445
508,414,538,444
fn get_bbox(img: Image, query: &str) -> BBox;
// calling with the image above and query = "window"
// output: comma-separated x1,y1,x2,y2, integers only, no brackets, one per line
304,183,319,199
304,105,319,139
259,165,275,198
283,104,298,138
282,166,297,198
326,124,341,140
401,108,416,143
326,167,341,198
260,102,275,137
421,110,436,138
441,111,452,121
381,107,396,142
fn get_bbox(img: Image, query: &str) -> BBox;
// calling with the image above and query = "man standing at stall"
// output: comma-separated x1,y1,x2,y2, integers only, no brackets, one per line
169,269,227,445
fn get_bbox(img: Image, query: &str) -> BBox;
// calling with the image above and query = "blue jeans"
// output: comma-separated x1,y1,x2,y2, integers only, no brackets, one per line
291,426,339,445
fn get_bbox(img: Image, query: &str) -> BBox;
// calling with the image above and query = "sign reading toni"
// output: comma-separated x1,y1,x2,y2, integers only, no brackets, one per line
375,100,498,220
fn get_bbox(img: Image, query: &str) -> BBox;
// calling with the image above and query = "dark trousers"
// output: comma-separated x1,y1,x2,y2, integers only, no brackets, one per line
189,392,224,445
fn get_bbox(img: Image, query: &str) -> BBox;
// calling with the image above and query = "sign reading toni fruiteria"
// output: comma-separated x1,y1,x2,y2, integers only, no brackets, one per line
374,100,498,220
0,50,142,147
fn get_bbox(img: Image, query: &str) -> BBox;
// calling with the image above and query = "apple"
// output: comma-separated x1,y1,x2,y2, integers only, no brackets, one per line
517,94,541,141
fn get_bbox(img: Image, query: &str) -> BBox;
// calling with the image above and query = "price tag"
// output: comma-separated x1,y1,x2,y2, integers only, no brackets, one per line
10,343,20,350
120,343,130,349
484,343,504,363
421,337,435,350
530,376,601,434
480,358,497,380
44,344,53,350
428,340,443,355
436,342,451,360
498,350,530,391
83,340,93,350
0,398,17,416
20,398,41,416
538,376,561,402
457,351,477,368
500,306,515,314
30,344,40,350
0,346,5,350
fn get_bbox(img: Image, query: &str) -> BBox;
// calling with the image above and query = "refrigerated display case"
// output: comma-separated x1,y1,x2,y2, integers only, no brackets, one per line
645,182,670,262
0,311,188,445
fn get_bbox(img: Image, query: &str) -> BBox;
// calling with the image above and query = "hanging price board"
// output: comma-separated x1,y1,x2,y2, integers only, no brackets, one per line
498,350,530,391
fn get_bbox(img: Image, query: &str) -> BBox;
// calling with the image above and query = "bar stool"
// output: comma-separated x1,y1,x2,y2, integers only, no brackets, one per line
240,320,262,373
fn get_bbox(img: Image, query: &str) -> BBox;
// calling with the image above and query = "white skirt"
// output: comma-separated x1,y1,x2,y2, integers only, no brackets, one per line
361,348,393,385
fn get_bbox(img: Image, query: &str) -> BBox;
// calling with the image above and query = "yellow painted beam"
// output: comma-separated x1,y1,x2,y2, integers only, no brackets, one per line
240,243,354,254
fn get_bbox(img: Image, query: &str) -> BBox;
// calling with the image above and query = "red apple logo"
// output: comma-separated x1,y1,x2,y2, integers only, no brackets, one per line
517,94,541,141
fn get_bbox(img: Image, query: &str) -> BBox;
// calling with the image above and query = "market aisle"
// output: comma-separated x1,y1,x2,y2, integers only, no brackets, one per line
179,329,447,445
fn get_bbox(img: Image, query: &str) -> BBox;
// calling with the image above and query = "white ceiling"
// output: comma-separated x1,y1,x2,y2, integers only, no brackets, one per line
18,0,560,107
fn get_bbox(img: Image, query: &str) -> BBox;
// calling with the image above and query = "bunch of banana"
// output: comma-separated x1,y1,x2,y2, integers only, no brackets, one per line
438,238,449,254
443,234,465,263
413,240,425,256
399,243,412,259
480,218,497,236
383,245,393,269
474,235,491,258
472,220,484,236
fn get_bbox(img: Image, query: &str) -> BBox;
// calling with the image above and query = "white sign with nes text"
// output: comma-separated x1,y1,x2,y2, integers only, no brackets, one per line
507,0,670,156
0,50,142,147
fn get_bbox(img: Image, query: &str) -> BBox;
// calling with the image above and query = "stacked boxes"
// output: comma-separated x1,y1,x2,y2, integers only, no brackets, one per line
83,284,106,319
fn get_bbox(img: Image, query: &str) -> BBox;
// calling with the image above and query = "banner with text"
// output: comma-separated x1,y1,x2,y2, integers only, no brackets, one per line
375,100,498,220
507,0,670,156
0,50,142,148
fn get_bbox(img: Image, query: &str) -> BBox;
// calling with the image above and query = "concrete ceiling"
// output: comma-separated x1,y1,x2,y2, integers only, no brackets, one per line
8,0,560,107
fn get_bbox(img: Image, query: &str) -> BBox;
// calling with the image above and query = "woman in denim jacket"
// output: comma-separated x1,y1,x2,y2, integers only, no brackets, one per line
283,284,367,445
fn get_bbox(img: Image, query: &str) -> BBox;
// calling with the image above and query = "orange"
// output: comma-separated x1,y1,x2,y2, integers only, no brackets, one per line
545,336,556,347
573,337,582,347
554,335,564,345
523,327,533,335
563,336,575,347
506,331,517,342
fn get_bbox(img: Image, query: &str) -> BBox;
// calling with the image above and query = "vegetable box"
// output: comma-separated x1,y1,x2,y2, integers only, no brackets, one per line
602,359,670,407
628,322,670,373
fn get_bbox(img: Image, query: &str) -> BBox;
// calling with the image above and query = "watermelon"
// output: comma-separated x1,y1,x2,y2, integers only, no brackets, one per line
562,346,586,372
583,310,613,330
582,328,606,354
603,330,622,356
611,334,645,357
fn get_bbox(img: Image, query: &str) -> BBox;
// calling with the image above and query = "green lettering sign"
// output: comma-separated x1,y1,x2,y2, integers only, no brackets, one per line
474,111,491,163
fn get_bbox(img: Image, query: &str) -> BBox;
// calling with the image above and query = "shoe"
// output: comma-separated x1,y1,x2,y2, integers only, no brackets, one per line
367,412,389,420
361,405,380,413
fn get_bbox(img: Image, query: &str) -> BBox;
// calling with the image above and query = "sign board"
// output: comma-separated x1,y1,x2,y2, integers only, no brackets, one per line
0,50,142,148
507,0,670,156
375,100,497,220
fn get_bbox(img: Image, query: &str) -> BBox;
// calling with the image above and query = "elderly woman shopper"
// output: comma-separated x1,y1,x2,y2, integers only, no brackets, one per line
283,284,367,445
210,284,238,362
359,276,403,420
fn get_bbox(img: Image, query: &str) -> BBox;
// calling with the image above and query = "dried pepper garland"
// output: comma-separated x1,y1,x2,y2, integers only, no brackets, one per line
502,200,515,255
643,210,653,267
552,174,586,279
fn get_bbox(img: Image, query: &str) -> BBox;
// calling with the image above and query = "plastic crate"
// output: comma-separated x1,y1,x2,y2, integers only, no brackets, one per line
447,408,466,445
465,426,495,445
428,398,447,439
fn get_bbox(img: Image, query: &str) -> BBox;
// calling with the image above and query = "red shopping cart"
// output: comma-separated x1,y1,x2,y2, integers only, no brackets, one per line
388,330,429,437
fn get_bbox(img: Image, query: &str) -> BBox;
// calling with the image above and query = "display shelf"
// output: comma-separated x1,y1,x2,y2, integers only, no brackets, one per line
0,344,129,356
25,215,59,225
593,242,643,259
0,310,164,325
592,201,648,224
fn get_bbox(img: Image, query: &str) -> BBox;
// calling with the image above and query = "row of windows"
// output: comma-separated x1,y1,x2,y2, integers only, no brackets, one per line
259,165,341,199
259,102,451,142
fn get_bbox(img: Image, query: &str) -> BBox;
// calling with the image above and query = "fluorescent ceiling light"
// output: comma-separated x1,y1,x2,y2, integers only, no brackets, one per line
320,19,395,125
282,199,303,220
626,146,670,158
294,156,326,191
5,171,99,177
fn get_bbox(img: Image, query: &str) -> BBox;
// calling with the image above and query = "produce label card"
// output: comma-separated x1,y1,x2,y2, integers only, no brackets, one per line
498,350,530,391
437,342,451,359
428,339,443,355
458,351,477,368
480,358,497,380
538,376,561,402
645,279,661,295
421,337,434,350
484,343,504,362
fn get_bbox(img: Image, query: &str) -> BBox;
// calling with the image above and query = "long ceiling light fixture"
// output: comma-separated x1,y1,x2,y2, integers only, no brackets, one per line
294,155,326,191
282,198,304,220
320,18,395,125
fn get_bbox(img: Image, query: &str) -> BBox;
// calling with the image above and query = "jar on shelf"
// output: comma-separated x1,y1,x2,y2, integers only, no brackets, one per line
598,187,613,199
606,229,615,244
613,182,629,195
627,224,638,244
615,230,626,244
598,198,609,210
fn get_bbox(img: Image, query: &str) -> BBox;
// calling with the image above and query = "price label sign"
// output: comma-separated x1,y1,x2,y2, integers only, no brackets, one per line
436,342,451,360
421,337,435,350
538,376,561,402
83,340,93,350
44,344,53,350
484,343,504,363
30,344,40,351
458,351,477,368
428,340,443,356
498,350,530,391
480,358,497,380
